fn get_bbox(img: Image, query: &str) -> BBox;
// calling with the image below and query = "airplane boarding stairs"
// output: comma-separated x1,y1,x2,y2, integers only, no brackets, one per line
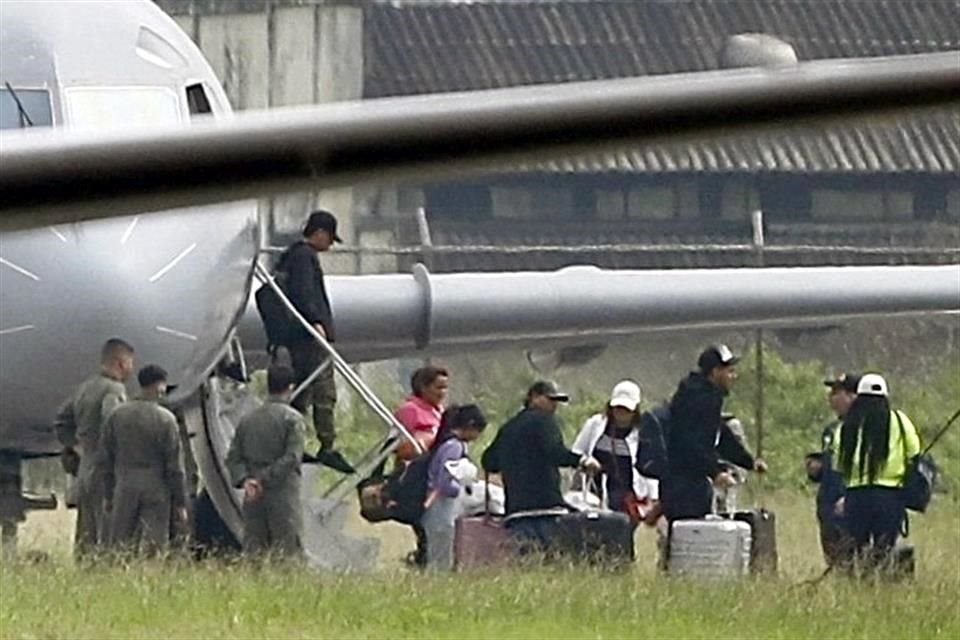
182,262,425,570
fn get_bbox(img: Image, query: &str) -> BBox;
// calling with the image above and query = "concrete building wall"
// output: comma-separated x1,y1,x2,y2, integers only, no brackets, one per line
161,3,365,273
198,13,270,110
271,7,317,107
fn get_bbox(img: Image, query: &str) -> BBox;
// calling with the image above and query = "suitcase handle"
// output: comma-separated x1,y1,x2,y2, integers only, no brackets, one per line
580,472,608,511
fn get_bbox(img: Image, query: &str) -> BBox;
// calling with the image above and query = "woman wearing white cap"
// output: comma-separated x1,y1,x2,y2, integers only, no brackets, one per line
832,373,921,575
572,380,653,524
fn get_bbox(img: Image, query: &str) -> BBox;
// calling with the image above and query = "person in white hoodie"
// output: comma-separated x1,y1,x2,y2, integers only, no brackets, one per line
572,381,654,524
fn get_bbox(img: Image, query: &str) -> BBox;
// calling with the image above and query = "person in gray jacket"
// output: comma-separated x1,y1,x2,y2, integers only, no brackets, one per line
226,365,305,558
55,338,135,559
100,365,187,556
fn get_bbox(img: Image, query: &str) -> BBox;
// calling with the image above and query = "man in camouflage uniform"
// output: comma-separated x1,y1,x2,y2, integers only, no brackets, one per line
100,365,187,556
55,338,135,559
226,365,305,557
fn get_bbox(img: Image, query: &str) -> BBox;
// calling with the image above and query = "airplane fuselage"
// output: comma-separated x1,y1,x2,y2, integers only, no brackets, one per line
0,1,258,453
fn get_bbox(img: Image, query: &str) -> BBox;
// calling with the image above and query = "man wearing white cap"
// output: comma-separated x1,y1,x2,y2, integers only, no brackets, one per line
832,373,920,575
572,381,653,524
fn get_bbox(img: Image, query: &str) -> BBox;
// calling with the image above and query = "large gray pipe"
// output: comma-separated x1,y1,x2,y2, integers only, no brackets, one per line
2,52,958,230
239,264,960,361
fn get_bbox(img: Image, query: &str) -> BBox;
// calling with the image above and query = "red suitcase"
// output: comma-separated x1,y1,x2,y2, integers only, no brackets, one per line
454,515,512,570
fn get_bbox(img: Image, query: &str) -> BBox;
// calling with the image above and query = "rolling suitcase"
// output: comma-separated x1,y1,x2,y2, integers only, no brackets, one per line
714,483,778,574
668,518,752,577
454,477,512,570
555,474,634,564
454,515,511,570
730,509,778,574
555,510,635,564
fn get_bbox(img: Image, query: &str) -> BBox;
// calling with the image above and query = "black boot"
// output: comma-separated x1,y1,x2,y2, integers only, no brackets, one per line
315,446,355,474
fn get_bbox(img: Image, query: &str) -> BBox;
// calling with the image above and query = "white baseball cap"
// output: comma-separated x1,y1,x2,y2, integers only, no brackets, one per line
857,373,889,397
609,380,642,411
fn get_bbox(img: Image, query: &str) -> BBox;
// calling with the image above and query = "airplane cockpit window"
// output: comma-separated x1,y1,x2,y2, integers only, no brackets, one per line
0,87,53,130
186,83,213,116
63,86,181,132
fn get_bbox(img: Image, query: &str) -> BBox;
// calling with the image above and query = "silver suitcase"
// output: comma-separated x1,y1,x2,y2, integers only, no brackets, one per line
668,518,752,577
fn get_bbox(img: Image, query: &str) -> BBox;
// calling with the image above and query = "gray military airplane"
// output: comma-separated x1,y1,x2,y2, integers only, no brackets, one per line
1,0,958,564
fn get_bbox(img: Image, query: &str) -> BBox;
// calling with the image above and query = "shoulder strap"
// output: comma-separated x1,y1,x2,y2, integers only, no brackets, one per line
894,410,910,489
648,408,669,452
894,410,906,457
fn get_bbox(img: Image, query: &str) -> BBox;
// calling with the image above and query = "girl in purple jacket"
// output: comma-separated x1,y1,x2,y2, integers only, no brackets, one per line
421,404,487,570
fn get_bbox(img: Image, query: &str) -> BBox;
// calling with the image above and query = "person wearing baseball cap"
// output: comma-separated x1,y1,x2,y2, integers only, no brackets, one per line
661,344,767,522
805,372,860,567
832,372,921,576
571,381,652,524
275,209,353,474
481,381,601,554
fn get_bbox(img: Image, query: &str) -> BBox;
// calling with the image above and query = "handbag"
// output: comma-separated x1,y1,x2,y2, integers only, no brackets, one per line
357,475,393,523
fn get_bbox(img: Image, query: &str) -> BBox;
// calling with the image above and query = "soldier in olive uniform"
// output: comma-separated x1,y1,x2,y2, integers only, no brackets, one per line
100,365,187,556
55,338,135,559
226,365,305,557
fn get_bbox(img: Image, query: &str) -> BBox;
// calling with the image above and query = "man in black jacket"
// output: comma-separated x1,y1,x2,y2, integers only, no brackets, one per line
662,345,767,521
277,210,353,474
482,381,600,553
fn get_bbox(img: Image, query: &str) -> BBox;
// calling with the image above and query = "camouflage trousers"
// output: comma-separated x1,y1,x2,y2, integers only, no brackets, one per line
289,341,337,449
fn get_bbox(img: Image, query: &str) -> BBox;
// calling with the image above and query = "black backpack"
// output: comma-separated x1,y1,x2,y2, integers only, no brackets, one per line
896,410,945,513
637,404,671,480
254,263,295,354
384,451,435,525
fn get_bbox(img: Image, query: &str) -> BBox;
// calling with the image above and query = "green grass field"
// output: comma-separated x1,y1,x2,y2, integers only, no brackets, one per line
2,492,959,640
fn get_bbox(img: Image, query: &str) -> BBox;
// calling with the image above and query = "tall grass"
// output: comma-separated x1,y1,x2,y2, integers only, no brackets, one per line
2,493,958,639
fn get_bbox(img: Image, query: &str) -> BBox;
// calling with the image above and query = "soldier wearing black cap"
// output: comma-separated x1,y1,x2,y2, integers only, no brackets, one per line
662,345,767,522
275,209,353,474
99,365,187,556
482,381,601,553
805,373,859,566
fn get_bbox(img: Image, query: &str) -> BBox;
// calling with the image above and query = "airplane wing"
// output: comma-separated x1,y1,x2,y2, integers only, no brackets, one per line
238,264,960,363
1,51,958,230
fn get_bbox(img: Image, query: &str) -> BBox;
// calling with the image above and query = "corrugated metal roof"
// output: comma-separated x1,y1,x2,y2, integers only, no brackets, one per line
365,0,960,174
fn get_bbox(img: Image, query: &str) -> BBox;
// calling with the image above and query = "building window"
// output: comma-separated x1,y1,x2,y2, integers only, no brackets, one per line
811,189,913,221
720,181,760,221
627,186,675,220
424,184,492,219
947,189,960,220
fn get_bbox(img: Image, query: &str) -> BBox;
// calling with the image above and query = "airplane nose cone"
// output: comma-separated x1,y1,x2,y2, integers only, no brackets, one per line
0,203,257,450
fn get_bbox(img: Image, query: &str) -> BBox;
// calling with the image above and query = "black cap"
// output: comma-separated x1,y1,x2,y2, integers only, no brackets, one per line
138,364,168,388
698,344,739,373
823,373,861,393
303,209,343,243
528,380,570,402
